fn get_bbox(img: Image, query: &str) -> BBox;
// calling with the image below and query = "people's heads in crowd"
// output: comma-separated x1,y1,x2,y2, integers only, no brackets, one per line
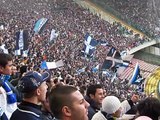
49,85,89,120
10,64,20,80
11,65,17,75
102,96,122,118
20,65,28,77
86,84,104,105
136,97,160,120
103,89,107,97
17,71,48,103
131,94,139,103
79,86,87,96
0,53,13,75
43,70,51,82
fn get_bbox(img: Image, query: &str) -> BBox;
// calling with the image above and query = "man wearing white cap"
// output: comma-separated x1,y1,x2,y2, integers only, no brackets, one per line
92,95,138,120
92,96,122,120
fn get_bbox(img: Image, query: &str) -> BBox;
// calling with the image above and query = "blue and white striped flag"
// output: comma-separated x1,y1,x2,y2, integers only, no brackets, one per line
15,30,28,56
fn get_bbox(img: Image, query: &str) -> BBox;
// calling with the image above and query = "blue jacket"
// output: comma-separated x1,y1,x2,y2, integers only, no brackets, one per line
10,101,42,120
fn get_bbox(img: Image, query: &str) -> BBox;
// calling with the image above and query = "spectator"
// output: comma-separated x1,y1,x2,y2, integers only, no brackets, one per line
91,95,138,120
135,97,160,120
49,85,89,120
0,53,17,120
10,71,48,120
85,84,104,120
92,96,122,120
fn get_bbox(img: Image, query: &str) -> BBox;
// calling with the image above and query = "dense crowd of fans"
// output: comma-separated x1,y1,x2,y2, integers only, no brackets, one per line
0,0,160,120
90,0,160,38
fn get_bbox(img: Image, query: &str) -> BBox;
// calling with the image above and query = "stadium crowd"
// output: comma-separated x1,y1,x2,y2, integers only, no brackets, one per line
91,0,160,38
0,0,160,120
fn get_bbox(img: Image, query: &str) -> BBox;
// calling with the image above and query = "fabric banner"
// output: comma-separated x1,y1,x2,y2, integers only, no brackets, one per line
82,33,98,56
102,46,129,70
0,44,8,54
49,29,59,42
128,62,144,85
34,18,48,33
15,30,28,56
41,60,64,70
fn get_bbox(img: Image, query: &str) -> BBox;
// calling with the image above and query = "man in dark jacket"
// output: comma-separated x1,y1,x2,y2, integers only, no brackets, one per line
85,84,104,120
10,71,48,120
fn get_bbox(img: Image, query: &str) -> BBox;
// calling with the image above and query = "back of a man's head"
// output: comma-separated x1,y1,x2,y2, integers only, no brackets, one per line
0,53,12,68
86,84,102,97
49,85,77,119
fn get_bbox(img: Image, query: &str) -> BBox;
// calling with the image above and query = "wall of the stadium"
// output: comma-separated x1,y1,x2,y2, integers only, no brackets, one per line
134,50,160,65
142,46,160,56
128,40,157,54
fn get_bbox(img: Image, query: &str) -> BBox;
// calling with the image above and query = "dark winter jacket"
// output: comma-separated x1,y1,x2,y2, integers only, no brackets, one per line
85,96,101,120
10,101,42,120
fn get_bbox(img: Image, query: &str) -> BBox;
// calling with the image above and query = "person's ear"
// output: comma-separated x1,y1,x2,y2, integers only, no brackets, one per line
89,94,95,99
62,106,72,117
0,66,4,73
36,88,41,96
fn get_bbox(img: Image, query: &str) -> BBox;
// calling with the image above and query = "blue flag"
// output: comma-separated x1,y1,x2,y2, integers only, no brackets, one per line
129,63,143,85
34,18,48,33
15,30,28,50
41,61,48,70
82,33,98,56
15,30,28,56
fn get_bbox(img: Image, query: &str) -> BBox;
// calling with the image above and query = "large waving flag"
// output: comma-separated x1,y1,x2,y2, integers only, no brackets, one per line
101,47,117,70
49,29,59,42
34,18,48,33
84,33,98,47
0,44,8,54
102,46,130,70
101,59,114,70
15,30,28,56
76,66,87,74
128,62,144,85
82,45,95,57
107,47,117,57
41,60,64,70
82,33,98,57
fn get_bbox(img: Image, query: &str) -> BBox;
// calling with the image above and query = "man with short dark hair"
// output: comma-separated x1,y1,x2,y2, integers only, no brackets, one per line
10,71,48,120
85,84,104,120
0,53,17,120
49,85,89,120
